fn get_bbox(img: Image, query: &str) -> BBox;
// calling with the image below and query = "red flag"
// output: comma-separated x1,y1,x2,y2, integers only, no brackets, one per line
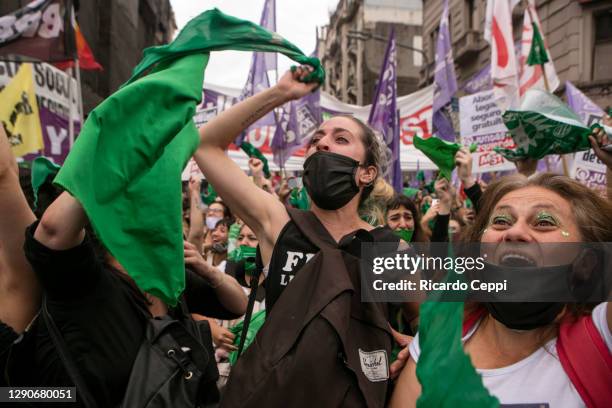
484,0,520,111
55,23,102,70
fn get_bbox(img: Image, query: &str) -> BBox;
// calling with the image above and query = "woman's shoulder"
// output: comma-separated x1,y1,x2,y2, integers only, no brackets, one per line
369,225,397,242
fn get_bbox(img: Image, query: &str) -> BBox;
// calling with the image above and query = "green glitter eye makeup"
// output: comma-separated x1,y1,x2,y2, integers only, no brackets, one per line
490,213,513,226
535,211,560,227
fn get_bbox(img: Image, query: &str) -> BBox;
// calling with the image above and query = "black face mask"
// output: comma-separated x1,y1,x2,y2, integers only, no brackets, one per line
478,252,600,330
483,302,564,331
303,151,361,210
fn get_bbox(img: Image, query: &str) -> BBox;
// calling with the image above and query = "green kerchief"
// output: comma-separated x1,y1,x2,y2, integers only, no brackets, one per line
54,9,324,306
414,136,477,180
31,156,60,209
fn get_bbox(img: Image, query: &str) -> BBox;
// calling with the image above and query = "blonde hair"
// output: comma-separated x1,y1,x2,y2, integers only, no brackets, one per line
359,178,396,225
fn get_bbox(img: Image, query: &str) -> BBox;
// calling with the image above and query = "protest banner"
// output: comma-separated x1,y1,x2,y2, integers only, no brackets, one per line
0,60,82,163
194,83,438,172
459,89,515,173
565,81,607,192
572,149,607,192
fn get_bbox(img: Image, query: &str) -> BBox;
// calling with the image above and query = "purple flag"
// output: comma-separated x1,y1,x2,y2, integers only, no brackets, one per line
462,65,492,94
565,81,605,126
235,0,277,145
260,0,277,72
368,30,402,192
271,89,321,167
432,0,458,142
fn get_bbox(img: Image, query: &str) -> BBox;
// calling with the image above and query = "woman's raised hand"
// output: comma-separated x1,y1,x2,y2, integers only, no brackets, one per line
275,65,320,102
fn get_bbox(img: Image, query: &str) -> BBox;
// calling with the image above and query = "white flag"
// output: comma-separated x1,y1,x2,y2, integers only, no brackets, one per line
518,0,560,96
484,0,520,111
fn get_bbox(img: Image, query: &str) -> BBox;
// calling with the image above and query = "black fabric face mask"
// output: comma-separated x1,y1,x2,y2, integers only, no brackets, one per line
303,151,361,210
483,302,564,331
478,256,597,330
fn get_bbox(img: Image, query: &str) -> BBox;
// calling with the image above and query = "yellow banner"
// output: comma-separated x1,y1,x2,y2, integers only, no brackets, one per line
0,63,43,157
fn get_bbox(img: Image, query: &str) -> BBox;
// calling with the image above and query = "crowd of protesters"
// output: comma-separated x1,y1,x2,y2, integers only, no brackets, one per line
1,66,611,407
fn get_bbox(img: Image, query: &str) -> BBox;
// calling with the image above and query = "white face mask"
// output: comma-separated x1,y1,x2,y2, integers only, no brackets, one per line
206,216,222,230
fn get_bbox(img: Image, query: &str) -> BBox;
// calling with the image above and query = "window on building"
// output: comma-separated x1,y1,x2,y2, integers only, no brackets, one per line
413,35,423,67
593,9,612,81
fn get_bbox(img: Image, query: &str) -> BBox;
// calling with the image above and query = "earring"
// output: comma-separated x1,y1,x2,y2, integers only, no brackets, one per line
483,228,489,234
561,231,570,238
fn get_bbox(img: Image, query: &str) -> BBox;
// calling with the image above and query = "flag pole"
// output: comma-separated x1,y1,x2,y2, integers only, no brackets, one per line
525,0,568,176
75,58,84,124
68,66,75,148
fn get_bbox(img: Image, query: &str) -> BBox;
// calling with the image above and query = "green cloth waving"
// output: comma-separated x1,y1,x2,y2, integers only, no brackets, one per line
495,89,597,161
201,183,218,205
54,8,324,306
413,136,477,180
289,187,310,210
240,142,271,178
416,245,499,408
31,156,60,209
228,310,266,365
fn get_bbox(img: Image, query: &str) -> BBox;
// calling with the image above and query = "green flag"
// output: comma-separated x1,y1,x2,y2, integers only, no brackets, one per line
54,8,324,306
413,136,477,180
228,309,266,365
494,89,598,161
416,246,499,407
403,187,419,198
227,245,257,274
201,183,218,206
31,156,60,209
526,22,549,66
289,187,310,210
240,142,271,178
416,170,425,182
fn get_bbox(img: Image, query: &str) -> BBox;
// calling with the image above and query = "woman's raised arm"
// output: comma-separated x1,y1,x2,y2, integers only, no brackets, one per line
194,67,318,258
0,125,38,332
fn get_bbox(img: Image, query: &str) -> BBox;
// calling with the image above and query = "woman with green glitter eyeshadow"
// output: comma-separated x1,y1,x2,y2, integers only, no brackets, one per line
392,173,612,407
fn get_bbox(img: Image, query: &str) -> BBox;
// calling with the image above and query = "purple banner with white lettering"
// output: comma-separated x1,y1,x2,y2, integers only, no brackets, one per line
565,81,604,125
23,106,81,164
272,89,321,167
565,81,606,186
462,65,492,94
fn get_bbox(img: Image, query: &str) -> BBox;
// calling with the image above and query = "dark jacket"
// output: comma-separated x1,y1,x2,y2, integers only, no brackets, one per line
221,209,394,408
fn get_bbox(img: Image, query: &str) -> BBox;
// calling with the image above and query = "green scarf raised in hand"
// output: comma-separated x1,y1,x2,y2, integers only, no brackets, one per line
54,9,324,306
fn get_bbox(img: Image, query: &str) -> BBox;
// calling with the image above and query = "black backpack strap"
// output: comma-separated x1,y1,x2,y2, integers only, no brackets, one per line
42,296,98,408
236,245,263,358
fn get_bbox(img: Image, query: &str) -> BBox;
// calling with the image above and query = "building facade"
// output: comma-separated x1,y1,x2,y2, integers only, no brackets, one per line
421,0,612,108
317,0,424,105
0,0,176,114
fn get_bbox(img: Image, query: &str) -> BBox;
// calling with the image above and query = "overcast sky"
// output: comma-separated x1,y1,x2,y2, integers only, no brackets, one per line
169,0,339,89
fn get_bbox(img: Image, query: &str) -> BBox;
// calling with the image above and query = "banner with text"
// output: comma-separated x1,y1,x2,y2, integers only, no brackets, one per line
195,84,438,171
459,90,515,173
0,61,81,164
